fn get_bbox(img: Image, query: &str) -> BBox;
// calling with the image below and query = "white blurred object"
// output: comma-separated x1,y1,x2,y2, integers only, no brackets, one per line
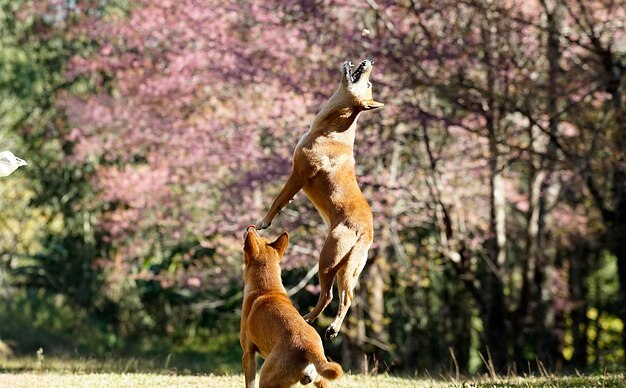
0,150,28,177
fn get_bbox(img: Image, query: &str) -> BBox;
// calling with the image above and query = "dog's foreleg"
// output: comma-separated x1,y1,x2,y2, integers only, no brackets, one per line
258,172,304,229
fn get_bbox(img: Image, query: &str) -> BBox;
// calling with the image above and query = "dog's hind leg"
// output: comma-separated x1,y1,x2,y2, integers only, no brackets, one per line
242,346,257,388
259,351,302,388
325,231,372,340
303,224,358,324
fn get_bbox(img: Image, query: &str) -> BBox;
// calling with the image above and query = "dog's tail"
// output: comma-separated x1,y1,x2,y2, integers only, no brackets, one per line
311,355,343,381
320,360,343,380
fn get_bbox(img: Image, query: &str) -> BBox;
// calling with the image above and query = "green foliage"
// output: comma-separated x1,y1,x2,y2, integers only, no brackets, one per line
0,0,115,361
0,289,106,354
0,287,243,373
584,252,624,367
587,252,620,310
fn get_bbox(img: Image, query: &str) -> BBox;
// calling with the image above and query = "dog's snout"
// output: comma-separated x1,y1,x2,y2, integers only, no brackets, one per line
244,225,258,240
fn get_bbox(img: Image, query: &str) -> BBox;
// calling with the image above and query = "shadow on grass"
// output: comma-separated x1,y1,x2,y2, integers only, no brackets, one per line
0,348,241,375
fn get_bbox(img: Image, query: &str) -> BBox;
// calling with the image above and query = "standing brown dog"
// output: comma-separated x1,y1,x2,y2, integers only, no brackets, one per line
257,60,384,339
240,226,343,388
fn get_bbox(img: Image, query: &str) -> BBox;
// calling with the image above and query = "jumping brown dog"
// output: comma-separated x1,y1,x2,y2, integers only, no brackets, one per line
240,226,343,388
257,60,383,339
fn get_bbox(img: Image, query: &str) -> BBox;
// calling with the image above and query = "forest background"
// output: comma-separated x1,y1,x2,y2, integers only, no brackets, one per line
0,0,625,376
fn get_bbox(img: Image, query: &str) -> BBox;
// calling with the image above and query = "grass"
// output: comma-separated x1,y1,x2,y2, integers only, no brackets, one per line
0,373,426,387
0,356,624,387
0,372,625,387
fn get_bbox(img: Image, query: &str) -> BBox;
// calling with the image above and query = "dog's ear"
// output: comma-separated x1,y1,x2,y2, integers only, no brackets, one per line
269,232,289,257
361,99,384,110
243,231,259,259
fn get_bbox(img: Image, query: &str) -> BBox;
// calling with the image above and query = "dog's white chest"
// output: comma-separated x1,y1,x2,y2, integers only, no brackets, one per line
320,152,353,172
298,136,354,173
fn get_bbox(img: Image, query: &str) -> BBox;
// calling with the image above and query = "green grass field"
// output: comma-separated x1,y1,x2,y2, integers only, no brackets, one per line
0,373,411,388
0,372,625,387
0,356,624,387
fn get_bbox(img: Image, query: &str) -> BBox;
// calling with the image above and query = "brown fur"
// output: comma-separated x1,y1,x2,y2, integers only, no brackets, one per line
257,60,383,339
240,226,343,388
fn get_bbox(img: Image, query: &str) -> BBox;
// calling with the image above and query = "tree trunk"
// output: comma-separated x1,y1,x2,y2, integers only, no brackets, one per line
569,247,589,369
481,13,510,372
528,0,563,369
446,266,472,373
340,237,391,374
485,112,509,372
610,180,626,366
341,290,367,372
515,166,546,367
616,236,626,367
579,0,626,363
366,254,390,372
598,0,626,362
421,124,475,373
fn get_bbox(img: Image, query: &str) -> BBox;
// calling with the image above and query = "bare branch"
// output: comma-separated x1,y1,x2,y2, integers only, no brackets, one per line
287,263,319,297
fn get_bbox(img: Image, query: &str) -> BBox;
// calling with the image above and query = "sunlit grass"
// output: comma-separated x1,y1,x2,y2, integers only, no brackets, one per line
0,355,230,375
1,356,625,387
0,372,625,387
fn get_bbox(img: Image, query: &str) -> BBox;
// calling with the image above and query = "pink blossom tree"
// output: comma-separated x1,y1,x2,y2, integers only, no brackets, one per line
53,0,625,372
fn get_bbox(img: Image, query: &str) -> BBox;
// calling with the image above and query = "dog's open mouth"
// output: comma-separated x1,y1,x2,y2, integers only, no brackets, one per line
243,225,258,241
350,60,373,83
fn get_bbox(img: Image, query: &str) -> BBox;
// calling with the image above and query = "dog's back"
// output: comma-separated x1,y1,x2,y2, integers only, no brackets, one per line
240,227,342,387
246,292,317,357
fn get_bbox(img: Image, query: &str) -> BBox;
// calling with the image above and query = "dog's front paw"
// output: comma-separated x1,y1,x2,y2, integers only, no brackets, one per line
256,219,271,230
325,326,338,341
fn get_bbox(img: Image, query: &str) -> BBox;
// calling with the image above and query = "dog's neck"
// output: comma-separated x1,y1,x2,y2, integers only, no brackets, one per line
244,262,286,294
309,89,361,145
